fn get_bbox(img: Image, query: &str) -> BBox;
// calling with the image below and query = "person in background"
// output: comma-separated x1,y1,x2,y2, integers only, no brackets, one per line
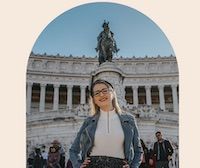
69,79,143,168
51,140,66,168
66,159,73,168
47,146,61,168
59,145,65,168
151,131,173,168
27,151,35,168
148,149,156,168
139,139,150,168
33,147,43,168
41,145,48,168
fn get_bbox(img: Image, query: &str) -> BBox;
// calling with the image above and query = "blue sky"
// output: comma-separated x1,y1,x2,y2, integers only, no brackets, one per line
32,2,175,58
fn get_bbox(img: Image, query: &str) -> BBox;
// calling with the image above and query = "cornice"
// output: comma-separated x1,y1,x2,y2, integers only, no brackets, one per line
30,52,177,62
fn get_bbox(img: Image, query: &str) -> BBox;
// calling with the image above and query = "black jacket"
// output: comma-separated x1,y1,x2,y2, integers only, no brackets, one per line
153,139,173,161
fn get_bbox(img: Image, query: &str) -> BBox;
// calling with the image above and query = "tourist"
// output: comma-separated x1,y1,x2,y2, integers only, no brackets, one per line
139,139,150,168
41,145,48,168
33,147,43,168
47,146,61,168
151,131,173,168
59,145,66,168
50,140,65,168
66,159,73,168
69,79,143,168
148,149,156,168
27,151,35,168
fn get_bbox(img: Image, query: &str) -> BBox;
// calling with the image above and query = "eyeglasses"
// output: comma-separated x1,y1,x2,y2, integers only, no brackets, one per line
92,88,111,97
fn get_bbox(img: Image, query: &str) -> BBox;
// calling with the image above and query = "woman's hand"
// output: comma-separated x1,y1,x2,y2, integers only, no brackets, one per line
168,155,172,161
80,157,91,168
149,159,154,166
123,160,130,168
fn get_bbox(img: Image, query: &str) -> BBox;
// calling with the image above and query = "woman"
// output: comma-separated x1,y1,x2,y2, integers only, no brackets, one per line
47,146,61,168
149,149,156,168
69,79,143,168
139,139,150,168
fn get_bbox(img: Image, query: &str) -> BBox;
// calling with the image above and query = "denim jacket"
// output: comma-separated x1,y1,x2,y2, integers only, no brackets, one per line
69,111,143,168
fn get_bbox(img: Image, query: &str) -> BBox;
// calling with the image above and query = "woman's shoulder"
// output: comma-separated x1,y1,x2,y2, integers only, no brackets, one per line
121,111,135,118
82,114,97,124
120,111,137,123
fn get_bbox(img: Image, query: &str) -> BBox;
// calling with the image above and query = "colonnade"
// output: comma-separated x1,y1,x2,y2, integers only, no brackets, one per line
26,82,178,114
131,85,178,113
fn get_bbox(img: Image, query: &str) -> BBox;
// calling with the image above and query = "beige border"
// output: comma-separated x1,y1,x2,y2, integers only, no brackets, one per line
1,0,200,167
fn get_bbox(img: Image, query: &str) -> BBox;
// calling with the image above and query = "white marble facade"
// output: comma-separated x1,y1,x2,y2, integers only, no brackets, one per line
26,53,179,159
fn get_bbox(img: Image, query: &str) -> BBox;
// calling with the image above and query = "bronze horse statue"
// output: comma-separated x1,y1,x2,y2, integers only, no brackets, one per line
96,21,119,65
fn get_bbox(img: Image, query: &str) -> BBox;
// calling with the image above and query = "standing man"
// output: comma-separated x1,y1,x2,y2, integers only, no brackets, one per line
41,145,48,168
33,147,43,168
152,131,174,168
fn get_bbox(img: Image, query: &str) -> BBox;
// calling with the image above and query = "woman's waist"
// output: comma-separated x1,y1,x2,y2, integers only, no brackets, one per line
89,155,125,160
89,147,125,159
85,156,127,168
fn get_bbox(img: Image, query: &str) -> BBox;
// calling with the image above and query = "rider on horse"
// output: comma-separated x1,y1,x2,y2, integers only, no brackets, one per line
95,21,119,64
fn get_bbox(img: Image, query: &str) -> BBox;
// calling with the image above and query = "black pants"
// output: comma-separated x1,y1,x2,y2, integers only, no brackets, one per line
139,163,149,168
86,156,126,168
156,161,169,168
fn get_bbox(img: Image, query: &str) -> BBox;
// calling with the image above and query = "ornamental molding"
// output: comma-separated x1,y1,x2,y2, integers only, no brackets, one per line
27,74,90,86
123,76,178,86
27,54,178,76
27,74,178,88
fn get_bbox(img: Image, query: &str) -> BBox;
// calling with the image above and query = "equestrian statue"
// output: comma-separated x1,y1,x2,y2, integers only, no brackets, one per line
95,21,120,65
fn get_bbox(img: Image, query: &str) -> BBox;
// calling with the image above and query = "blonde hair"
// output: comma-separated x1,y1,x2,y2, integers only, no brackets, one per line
89,89,122,116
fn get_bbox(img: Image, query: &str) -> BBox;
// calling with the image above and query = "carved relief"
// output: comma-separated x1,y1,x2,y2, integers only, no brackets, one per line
135,63,145,73
32,60,43,69
148,63,158,73
72,62,81,72
161,62,170,73
60,62,69,71
46,61,55,70
28,56,178,76
27,59,33,69
85,63,96,72
170,62,178,72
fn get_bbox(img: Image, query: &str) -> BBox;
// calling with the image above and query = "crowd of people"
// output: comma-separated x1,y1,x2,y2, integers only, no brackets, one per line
27,132,178,168
27,140,66,168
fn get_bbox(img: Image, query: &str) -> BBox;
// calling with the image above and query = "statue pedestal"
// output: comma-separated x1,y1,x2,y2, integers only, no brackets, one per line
91,61,126,107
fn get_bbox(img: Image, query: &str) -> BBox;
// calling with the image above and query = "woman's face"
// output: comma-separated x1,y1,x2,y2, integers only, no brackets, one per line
92,83,113,109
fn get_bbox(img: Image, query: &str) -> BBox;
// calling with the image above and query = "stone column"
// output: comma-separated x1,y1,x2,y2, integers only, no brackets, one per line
158,85,165,111
53,84,60,111
132,86,138,107
26,82,33,113
67,85,73,110
80,85,86,105
171,84,178,113
145,85,152,106
39,83,46,112
120,85,126,107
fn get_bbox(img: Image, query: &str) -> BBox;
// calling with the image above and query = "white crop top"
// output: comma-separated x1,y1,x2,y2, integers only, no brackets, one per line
90,109,125,159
